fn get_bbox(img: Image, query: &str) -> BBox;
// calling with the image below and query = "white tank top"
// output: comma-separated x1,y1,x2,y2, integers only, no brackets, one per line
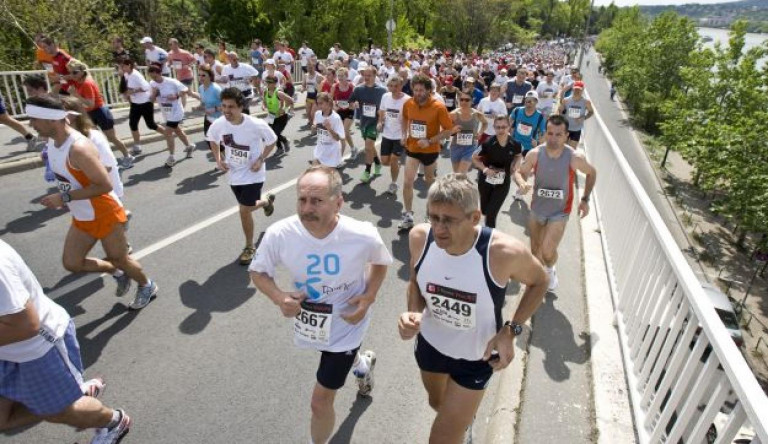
47,130,123,221
416,227,507,360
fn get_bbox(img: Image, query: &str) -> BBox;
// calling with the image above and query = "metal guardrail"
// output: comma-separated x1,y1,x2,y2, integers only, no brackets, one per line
1,60,306,119
586,111,768,442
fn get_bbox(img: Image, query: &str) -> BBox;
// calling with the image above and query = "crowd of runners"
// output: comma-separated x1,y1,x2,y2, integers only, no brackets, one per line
1,36,597,444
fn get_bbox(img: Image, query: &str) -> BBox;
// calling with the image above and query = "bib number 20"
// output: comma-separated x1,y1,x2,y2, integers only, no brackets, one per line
307,253,340,276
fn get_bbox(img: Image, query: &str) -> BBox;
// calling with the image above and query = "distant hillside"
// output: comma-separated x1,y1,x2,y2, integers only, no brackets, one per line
638,0,768,33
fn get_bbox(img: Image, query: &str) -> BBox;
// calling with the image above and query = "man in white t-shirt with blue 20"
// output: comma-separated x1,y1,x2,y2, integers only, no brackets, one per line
207,87,277,265
250,166,392,444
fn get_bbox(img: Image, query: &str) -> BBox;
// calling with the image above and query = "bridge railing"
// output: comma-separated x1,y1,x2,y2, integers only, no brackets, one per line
585,111,768,443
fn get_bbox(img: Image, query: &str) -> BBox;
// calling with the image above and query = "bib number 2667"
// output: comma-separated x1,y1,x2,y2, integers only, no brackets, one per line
294,301,333,345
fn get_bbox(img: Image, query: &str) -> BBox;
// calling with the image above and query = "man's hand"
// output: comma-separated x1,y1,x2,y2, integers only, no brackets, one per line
340,295,374,325
216,159,229,172
417,139,430,148
278,291,306,318
518,181,532,195
41,193,64,209
483,328,516,371
578,200,590,218
398,312,422,340
250,157,264,172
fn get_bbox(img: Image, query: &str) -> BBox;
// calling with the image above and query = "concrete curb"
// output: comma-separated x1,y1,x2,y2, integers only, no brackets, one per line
0,104,307,178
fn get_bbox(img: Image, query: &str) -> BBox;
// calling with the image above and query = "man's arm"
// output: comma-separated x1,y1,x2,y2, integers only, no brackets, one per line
0,300,40,347
41,139,113,209
513,147,538,191
584,99,594,120
340,263,388,324
572,151,597,218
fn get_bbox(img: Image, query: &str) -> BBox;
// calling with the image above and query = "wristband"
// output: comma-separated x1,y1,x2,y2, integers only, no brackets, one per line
581,195,590,203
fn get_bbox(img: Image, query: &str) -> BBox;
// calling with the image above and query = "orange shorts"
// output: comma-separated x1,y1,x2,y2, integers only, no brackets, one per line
72,207,127,239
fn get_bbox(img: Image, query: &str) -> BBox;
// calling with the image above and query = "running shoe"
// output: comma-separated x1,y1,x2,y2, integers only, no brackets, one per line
547,266,559,291
373,163,382,176
26,135,38,152
387,183,398,195
82,378,105,398
121,155,135,170
131,145,142,156
90,409,131,444
129,281,157,310
398,212,414,231
184,145,195,158
513,188,524,202
113,273,131,297
164,155,175,168
353,350,376,396
263,194,276,217
239,246,256,265
283,139,291,153
360,170,371,184
350,146,359,158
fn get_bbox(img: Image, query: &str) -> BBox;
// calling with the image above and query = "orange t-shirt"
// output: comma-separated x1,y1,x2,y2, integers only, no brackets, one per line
35,47,55,66
402,96,453,154
74,78,105,111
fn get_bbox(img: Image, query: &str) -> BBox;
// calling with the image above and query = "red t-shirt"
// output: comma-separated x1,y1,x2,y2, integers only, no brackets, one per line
75,78,105,111
51,50,73,91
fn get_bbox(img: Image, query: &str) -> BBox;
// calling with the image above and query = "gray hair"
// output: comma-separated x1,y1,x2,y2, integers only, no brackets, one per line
427,173,479,214
298,165,343,198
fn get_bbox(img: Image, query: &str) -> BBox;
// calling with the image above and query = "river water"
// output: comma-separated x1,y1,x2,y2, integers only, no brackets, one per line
697,27,767,66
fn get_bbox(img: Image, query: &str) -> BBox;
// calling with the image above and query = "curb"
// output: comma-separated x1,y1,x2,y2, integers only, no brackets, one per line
0,104,307,178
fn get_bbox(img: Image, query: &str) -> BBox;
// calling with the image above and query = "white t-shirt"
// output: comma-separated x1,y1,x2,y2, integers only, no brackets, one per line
379,92,411,140
221,63,259,95
90,130,124,199
261,70,285,84
145,47,170,75
0,240,70,363
273,50,294,68
313,110,345,167
298,47,315,66
536,81,558,109
249,215,393,352
477,97,507,136
206,115,277,185
494,75,510,87
124,70,151,104
150,77,188,123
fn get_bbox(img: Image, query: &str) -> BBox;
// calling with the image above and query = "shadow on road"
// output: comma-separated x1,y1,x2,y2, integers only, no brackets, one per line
529,292,591,382
122,165,173,188
504,199,530,234
0,207,67,235
329,395,373,444
178,262,255,335
77,303,141,368
175,169,222,195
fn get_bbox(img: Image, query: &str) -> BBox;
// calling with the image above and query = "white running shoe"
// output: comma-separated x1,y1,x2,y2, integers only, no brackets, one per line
353,350,376,396
90,409,131,444
513,188,524,201
398,212,415,231
387,183,398,195
121,155,135,170
164,155,175,168
547,266,558,291
131,145,142,156
184,145,194,158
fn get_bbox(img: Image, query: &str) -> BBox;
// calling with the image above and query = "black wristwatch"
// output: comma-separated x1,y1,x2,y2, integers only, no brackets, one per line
61,191,72,204
503,320,523,336
581,195,590,203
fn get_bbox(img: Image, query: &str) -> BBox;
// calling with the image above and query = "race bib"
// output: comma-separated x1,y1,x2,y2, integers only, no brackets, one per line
307,84,316,94
445,98,455,108
537,188,564,199
456,131,474,146
485,171,506,185
161,103,173,120
229,147,249,166
362,104,376,118
317,128,332,144
426,282,476,330
513,94,523,104
336,100,349,109
517,123,532,136
265,113,275,124
232,78,250,90
294,301,333,345
568,107,582,118
172,61,183,70
410,121,427,139
385,110,399,123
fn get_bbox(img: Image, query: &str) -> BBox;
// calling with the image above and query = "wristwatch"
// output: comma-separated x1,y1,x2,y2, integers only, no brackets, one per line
61,191,72,204
503,320,523,336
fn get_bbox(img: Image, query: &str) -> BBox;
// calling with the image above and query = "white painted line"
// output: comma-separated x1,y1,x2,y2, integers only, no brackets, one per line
47,178,298,300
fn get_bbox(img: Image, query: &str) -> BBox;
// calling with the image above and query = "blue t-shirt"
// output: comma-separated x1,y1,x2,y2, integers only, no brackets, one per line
471,88,484,107
200,83,223,121
250,50,263,67
510,107,545,152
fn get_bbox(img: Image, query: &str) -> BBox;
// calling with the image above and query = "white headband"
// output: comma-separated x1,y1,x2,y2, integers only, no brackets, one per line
25,105,79,120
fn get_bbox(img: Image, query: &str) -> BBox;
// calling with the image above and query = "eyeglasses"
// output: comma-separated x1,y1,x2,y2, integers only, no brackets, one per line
459,98,471,102
427,213,470,228
493,125,509,130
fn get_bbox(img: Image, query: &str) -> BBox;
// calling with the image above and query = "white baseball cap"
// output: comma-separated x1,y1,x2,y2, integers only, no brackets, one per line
140,37,153,44
524,90,539,101
265,58,275,65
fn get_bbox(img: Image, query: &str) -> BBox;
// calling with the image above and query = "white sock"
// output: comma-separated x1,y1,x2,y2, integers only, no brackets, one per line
113,269,124,278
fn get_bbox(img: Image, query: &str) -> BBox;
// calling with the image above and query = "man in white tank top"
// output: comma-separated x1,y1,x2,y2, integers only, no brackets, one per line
398,174,548,443
26,96,158,311
250,166,392,444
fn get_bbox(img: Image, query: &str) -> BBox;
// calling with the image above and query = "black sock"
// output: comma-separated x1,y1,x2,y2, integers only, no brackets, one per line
365,164,372,173
373,157,381,165
24,134,33,140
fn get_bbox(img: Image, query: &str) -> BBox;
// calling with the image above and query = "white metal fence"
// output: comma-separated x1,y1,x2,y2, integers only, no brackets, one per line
1,60,307,119
585,112,768,443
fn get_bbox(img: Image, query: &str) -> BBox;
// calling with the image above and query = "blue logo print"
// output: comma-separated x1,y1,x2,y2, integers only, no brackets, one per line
296,253,341,300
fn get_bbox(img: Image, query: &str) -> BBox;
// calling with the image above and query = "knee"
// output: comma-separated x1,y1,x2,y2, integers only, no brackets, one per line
427,393,442,411
541,248,557,264
310,392,334,418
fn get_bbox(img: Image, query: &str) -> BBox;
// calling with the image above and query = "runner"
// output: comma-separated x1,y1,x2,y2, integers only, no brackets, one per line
222,52,260,115
249,165,392,444
398,173,548,444
449,91,486,173
472,115,522,228
261,75,294,155
66,60,134,169
504,67,532,111
510,90,547,201
38,36,72,95
26,95,158,309
298,41,315,73
187,66,222,140
534,71,558,118
377,75,411,195
0,240,131,444
331,68,357,159
204,49,225,78
147,65,195,167
140,37,170,76
439,77,458,113
303,61,325,128
399,74,454,231
476,84,507,145
207,87,277,265
167,38,196,88
514,114,597,290
120,58,165,156
349,66,387,183
558,81,593,149
0,94,37,151
311,93,345,168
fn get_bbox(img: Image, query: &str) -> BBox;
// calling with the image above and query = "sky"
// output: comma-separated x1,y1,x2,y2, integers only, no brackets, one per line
593,0,744,7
